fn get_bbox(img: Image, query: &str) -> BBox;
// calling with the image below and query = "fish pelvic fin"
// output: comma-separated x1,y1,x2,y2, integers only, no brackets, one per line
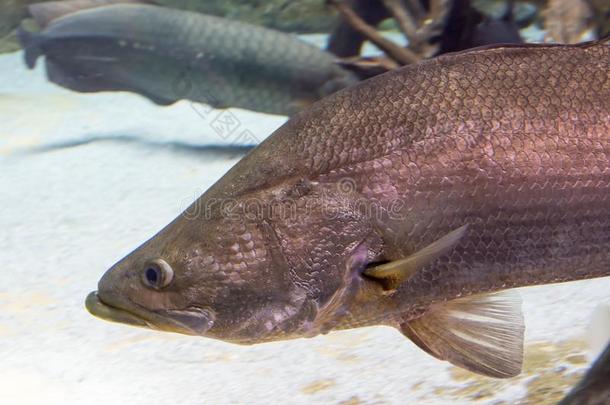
400,290,525,378
17,24,42,69
364,224,468,291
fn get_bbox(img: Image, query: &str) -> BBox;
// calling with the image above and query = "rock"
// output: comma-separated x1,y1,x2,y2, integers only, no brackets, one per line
152,0,338,33
0,1,26,36
0,30,21,53
0,0,39,52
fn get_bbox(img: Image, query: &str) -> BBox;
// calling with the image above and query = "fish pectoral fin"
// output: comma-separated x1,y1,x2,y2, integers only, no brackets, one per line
308,242,370,335
363,224,468,290
400,290,525,378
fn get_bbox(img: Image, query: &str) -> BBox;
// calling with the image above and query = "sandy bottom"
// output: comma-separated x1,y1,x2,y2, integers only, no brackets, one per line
1,49,609,405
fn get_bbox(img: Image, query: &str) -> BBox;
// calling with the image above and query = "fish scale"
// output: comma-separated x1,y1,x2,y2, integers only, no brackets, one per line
264,39,610,337
88,40,610,379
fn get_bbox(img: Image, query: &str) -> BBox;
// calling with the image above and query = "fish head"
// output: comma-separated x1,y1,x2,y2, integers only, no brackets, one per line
86,199,319,343
86,176,392,344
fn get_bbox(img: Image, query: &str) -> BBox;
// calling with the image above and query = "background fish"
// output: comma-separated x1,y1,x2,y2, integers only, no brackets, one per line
86,40,610,379
17,3,357,116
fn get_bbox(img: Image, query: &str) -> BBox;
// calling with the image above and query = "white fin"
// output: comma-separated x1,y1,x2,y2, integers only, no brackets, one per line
400,290,524,378
364,224,468,290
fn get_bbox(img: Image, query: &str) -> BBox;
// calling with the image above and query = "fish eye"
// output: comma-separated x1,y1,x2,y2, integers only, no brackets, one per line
141,259,174,290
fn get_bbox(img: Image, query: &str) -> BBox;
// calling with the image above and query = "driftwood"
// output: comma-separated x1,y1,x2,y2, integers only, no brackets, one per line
328,0,450,64
326,0,523,78
328,0,420,64
327,0,390,57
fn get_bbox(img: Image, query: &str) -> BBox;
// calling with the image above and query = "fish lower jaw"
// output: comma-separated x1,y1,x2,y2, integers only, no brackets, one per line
85,291,150,329
85,291,211,336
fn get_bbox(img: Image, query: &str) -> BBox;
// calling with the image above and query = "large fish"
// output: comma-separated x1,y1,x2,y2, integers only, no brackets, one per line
86,40,610,378
17,3,357,116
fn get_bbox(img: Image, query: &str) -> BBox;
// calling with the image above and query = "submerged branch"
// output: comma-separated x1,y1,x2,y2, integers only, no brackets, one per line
328,0,420,65
328,0,454,66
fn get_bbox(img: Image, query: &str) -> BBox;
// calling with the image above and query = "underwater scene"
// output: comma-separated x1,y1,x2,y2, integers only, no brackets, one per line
1,0,610,404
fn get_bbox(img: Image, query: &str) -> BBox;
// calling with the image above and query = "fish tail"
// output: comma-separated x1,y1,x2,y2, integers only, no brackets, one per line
16,25,42,69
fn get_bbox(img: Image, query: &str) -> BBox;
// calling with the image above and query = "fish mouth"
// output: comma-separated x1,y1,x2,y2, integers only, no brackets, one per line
86,291,151,329
85,291,215,336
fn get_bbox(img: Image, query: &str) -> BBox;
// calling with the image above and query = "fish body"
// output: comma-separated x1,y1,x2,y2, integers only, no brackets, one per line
18,4,357,115
87,40,610,378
